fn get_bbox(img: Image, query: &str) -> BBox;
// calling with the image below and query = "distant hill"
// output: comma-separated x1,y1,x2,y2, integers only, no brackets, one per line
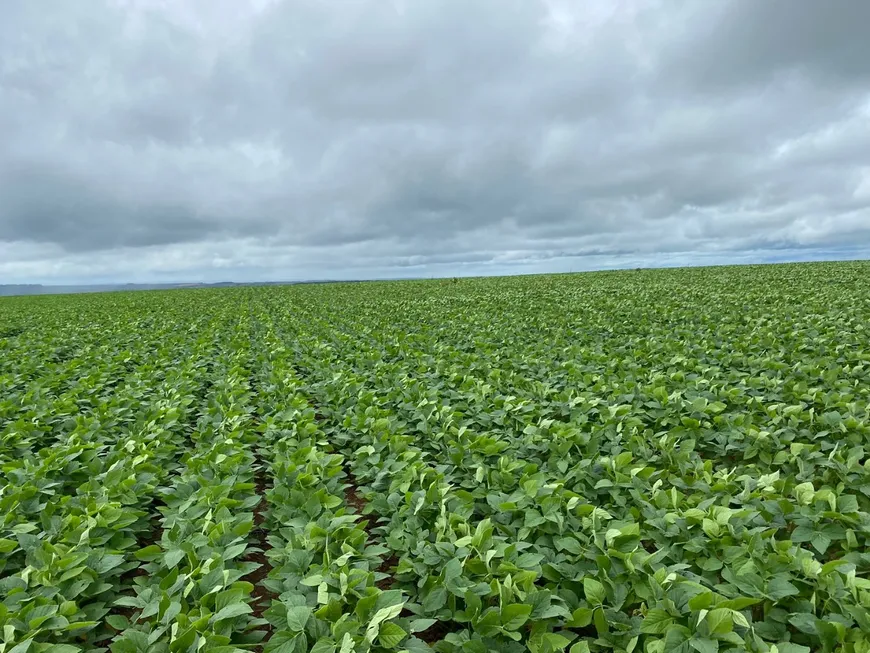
0,285,46,296
0,280,347,297
0,283,174,296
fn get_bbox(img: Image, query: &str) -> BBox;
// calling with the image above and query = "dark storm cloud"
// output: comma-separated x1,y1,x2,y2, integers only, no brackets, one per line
667,1,870,92
1,163,206,251
1,0,869,282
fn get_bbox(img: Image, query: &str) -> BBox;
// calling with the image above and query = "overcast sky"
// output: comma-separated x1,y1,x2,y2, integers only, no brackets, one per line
2,1,870,284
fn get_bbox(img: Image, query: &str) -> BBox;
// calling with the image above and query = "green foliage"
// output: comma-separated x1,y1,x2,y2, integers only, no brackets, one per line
2,261,870,652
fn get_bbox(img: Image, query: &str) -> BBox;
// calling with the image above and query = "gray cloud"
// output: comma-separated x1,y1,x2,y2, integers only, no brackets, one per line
1,0,869,283
666,1,870,92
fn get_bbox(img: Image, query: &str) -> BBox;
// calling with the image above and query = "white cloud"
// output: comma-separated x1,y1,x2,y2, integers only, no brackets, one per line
1,0,869,283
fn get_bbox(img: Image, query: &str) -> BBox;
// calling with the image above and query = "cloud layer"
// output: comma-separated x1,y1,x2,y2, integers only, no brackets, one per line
2,0,870,282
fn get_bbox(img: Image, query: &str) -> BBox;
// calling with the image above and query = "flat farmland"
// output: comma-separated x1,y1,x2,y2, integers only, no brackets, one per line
2,262,870,653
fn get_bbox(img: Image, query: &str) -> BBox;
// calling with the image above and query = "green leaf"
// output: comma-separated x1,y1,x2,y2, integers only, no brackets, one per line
689,639,718,653
838,495,859,513
223,542,248,560
309,640,336,653
338,633,354,653
422,587,447,613
568,608,593,628
542,633,573,652
213,602,253,622
28,604,58,630
774,645,811,653
134,545,162,561
641,609,674,634
164,548,186,568
64,621,99,632
404,637,435,653
163,601,182,624
811,533,832,554
593,607,608,637
793,482,815,505
286,606,312,632
701,519,720,538
377,622,407,649
817,620,846,649
443,558,463,581
688,592,713,611
501,604,533,631
555,538,584,555
8,640,33,653
583,578,605,605
365,603,405,643
409,619,436,633
716,597,761,611
105,615,130,631
767,576,799,601
94,553,126,574
705,609,733,635
265,632,301,653
516,553,545,568
788,613,818,635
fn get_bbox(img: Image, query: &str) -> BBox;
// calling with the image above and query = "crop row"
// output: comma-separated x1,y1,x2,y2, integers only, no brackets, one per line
0,321,220,651
257,274,870,653
249,316,433,653
109,320,264,653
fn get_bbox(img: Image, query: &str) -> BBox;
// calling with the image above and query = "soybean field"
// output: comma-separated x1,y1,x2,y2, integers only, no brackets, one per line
2,261,870,653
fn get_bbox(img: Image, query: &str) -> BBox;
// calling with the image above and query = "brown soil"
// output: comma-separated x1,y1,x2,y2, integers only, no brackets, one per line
342,464,403,594
243,532,275,620
375,554,399,590
416,619,462,644
345,483,369,518
343,463,376,531
242,453,277,650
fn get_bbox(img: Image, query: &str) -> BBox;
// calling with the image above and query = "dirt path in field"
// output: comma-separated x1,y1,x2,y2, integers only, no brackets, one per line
342,464,400,590
243,391,277,651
